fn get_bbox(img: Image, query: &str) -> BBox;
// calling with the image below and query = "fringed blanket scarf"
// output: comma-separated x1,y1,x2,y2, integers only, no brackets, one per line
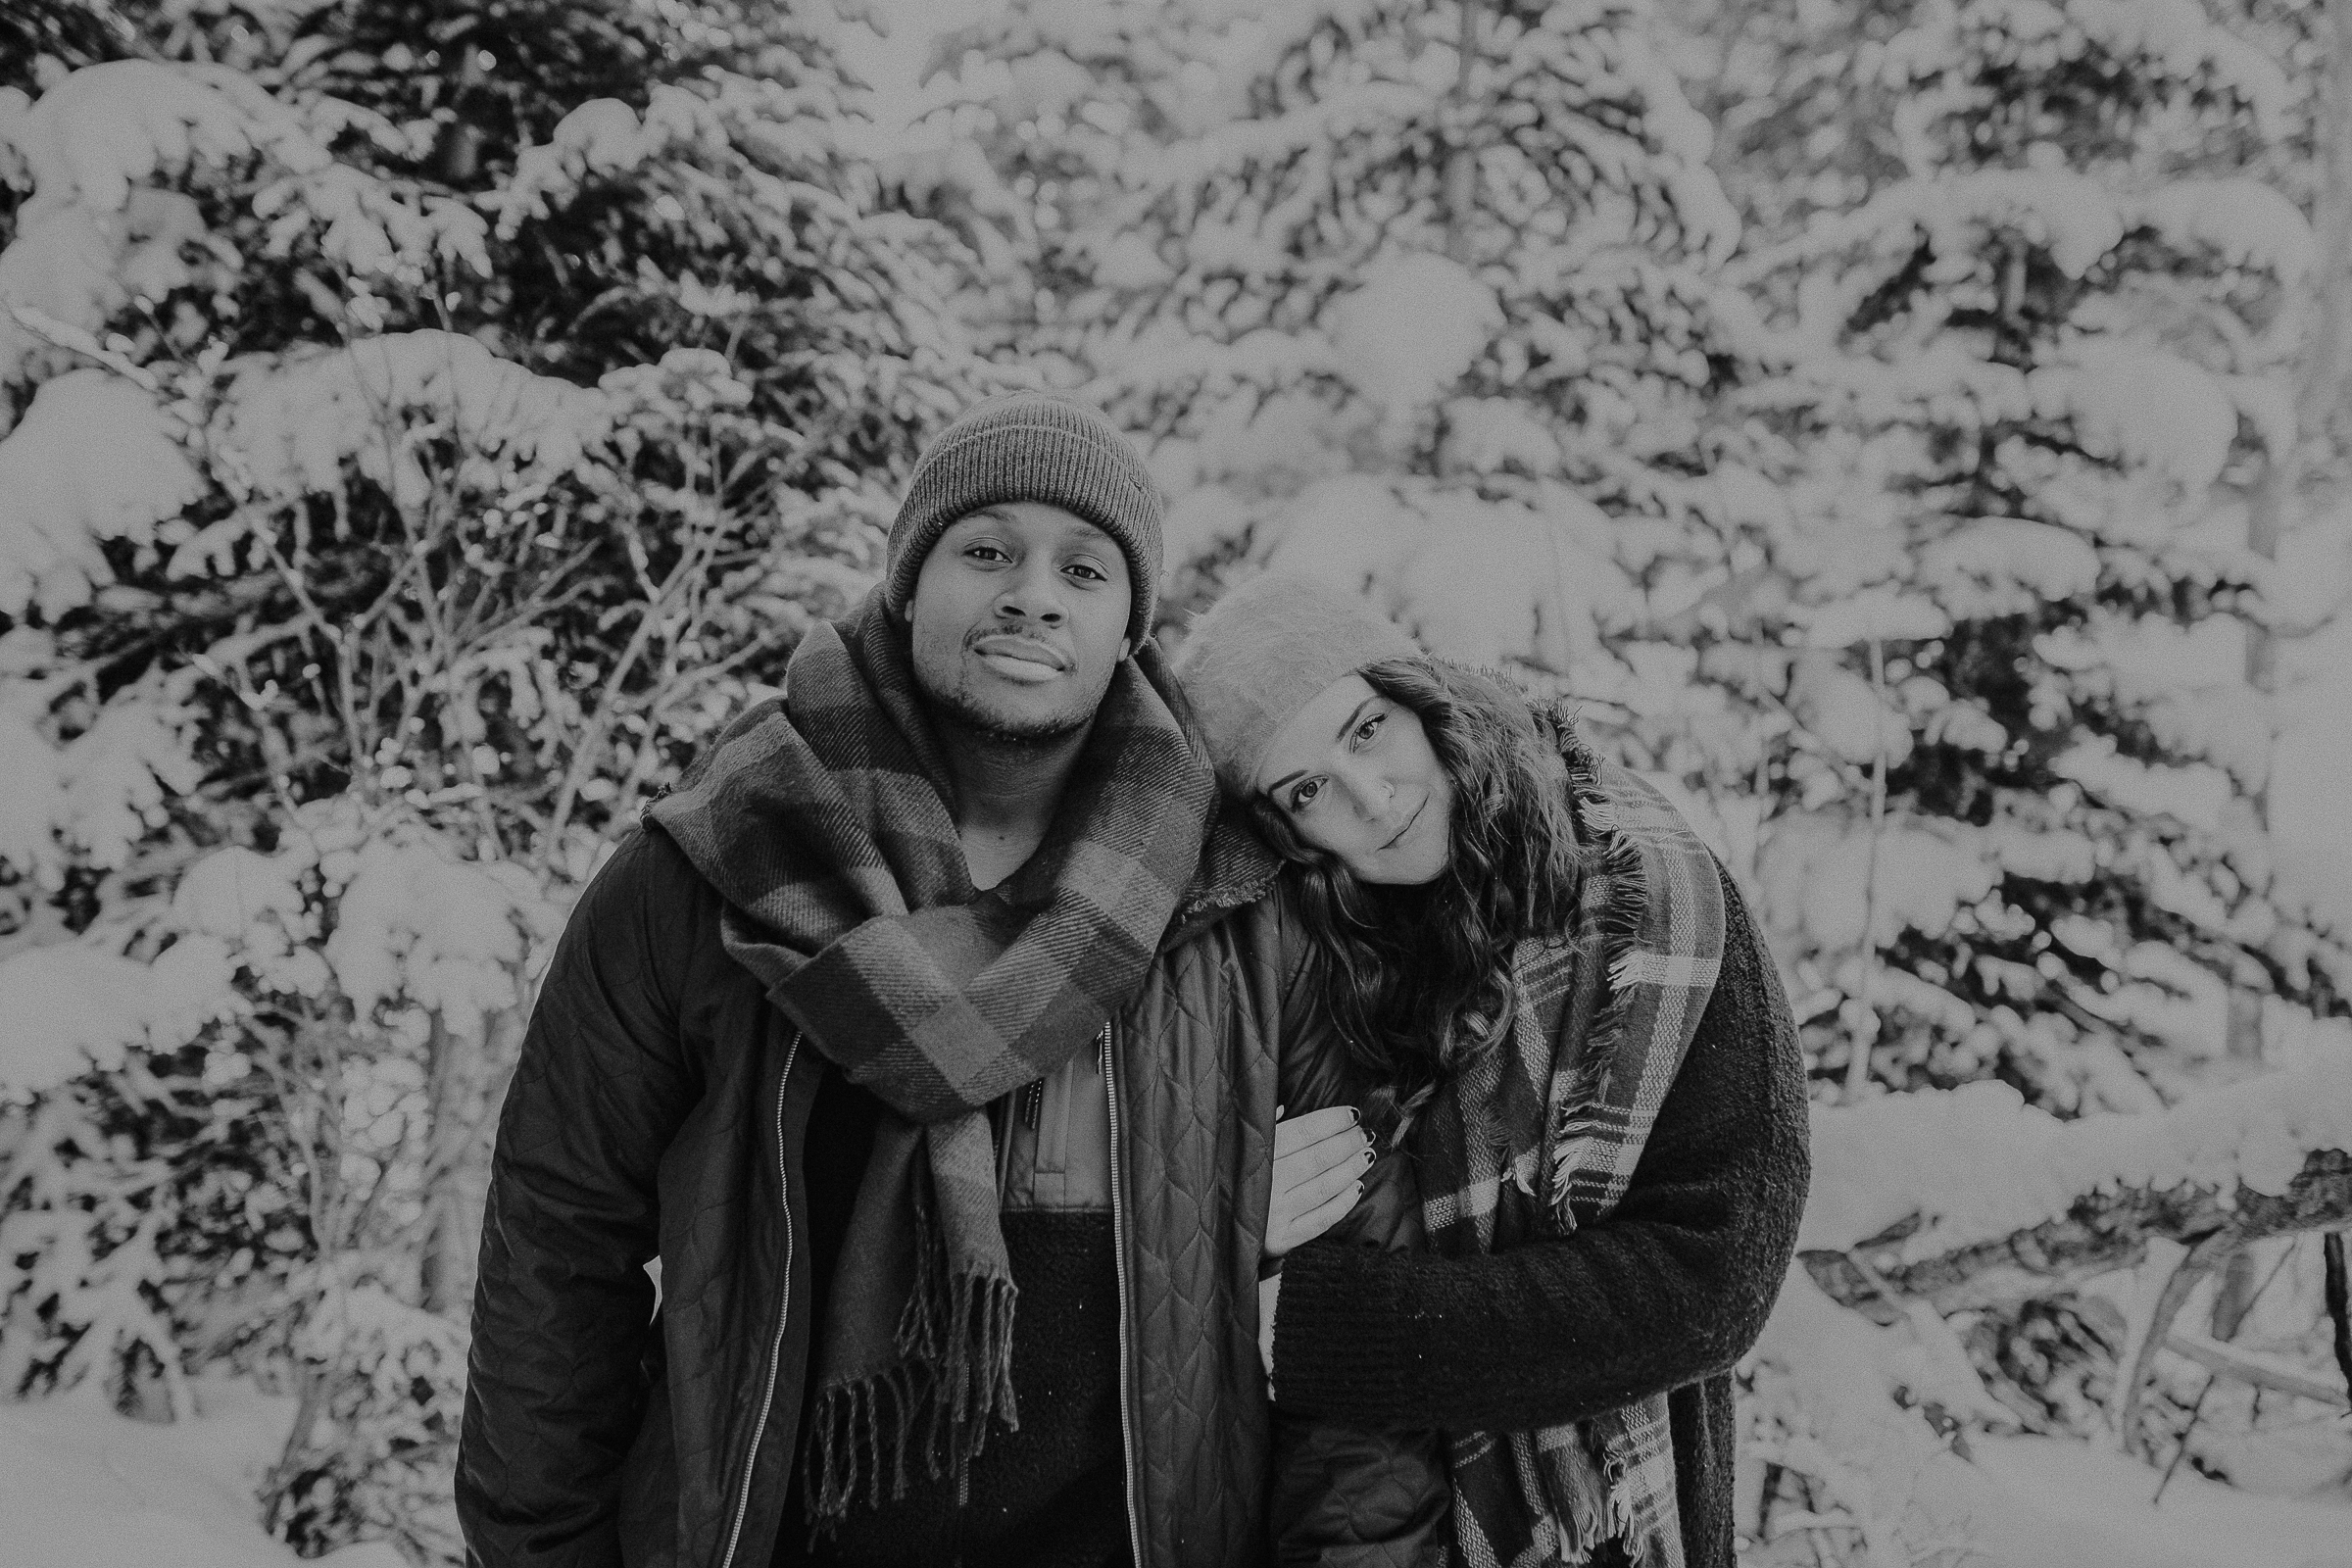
648,586,1215,1526
1417,727,1726,1568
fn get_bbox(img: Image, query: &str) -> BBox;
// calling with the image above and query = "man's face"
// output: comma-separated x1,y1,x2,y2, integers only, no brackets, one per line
907,502,1134,742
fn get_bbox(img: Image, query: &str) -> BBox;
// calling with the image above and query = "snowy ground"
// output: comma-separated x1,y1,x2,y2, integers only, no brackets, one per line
0,1375,399,1568
1971,1435,2352,1568
2,1376,2347,1567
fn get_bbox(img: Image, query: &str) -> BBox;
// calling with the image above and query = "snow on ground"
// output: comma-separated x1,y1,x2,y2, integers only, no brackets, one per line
0,1375,400,1568
1,1370,2345,1568
1970,1434,2352,1568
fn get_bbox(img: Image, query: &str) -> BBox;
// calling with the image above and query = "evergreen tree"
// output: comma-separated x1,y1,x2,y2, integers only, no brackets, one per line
938,0,1757,650
1669,0,2352,1553
0,0,989,1555
943,0,2349,1110
942,4,2352,1557
1689,0,2345,1111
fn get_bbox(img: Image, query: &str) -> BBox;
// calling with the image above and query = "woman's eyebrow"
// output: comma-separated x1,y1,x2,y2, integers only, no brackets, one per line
1261,698,1381,800
1334,696,1379,743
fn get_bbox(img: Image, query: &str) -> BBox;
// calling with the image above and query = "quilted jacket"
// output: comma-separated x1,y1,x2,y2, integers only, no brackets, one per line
456,824,1446,1568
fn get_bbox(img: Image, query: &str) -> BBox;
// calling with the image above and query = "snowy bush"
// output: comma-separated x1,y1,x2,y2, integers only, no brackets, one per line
0,0,990,1557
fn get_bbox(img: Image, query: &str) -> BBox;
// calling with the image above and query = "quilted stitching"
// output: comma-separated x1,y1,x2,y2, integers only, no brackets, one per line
460,833,1430,1568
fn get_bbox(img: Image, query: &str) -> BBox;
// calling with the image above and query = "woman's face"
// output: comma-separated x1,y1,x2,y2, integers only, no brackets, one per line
1253,673,1452,885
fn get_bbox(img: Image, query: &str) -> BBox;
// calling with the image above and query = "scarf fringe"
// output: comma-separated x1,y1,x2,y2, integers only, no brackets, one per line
1595,1420,1659,1568
803,1363,922,1527
802,1267,1021,1530
1545,734,1653,1236
803,1180,1021,1532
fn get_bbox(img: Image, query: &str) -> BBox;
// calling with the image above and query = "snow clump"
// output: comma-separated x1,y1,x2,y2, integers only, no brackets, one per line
1327,252,1502,415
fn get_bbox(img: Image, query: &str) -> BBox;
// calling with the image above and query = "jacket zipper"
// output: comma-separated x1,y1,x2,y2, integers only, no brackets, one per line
1102,1023,1148,1568
717,1029,802,1568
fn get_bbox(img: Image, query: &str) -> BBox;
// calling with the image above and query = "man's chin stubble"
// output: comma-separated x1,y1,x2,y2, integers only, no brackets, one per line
925,682,1096,748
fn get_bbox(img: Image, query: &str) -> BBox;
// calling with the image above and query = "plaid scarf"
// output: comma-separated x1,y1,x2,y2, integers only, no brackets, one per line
1418,728,1726,1568
648,586,1216,1526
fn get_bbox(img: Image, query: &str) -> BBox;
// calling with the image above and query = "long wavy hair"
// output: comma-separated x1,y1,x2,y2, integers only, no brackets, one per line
1249,658,1593,1140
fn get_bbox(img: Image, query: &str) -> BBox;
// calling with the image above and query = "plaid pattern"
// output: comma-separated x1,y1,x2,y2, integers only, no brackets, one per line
647,585,1214,1524
1417,731,1726,1568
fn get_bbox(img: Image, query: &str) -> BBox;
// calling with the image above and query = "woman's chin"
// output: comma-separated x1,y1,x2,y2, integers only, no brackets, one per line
1348,847,1449,887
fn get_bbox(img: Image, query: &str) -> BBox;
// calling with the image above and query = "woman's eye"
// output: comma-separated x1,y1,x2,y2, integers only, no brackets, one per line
1289,778,1322,812
1353,711,1386,745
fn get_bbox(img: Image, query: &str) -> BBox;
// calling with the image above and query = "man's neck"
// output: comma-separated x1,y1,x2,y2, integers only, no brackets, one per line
937,715,1095,891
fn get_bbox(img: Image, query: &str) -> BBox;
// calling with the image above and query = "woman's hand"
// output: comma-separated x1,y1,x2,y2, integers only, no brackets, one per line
1266,1105,1374,1259
1259,1270,1281,1380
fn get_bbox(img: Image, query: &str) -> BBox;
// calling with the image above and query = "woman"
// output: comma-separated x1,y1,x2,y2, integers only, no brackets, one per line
1175,572,1811,1568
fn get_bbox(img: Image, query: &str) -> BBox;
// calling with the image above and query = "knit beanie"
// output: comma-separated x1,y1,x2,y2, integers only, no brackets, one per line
1174,572,1424,798
885,392,1165,647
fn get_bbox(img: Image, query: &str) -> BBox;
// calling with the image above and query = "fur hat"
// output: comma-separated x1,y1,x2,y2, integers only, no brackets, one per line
1175,573,1424,798
885,393,1164,646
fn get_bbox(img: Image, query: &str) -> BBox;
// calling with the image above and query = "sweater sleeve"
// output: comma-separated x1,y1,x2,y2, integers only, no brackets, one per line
1269,863,1810,1433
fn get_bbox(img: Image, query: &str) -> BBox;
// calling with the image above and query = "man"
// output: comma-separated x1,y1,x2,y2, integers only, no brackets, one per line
456,394,1442,1568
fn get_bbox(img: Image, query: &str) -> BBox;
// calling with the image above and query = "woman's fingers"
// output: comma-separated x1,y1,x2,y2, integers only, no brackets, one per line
1266,1139,1376,1256
1298,1174,1365,1242
1274,1117,1368,1200
1271,1165,1370,1256
1290,1135,1373,1212
1267,1106,1373,1257
1274,1104,1359,1160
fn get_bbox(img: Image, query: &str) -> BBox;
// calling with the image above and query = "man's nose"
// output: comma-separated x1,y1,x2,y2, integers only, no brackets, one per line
995,561,1066,625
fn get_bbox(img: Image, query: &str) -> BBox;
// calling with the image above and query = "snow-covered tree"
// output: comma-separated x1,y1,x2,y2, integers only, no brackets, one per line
1692,0,2347,1119
938,1,2352,1560
935,0,1759,644
0,0,990,1555
1661,0,2352,1555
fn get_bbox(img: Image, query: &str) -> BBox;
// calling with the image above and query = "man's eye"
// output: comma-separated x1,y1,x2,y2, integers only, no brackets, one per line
965,544,1009,563
1064,561,1106,582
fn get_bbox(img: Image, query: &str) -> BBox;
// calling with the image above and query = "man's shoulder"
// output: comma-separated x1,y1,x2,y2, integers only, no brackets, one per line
582,821,713,910
560,823,727,982
1159,807,1286,946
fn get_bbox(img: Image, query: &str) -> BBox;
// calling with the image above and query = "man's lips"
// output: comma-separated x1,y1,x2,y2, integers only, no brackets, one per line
971,634,1072,680
1380,796,1426,852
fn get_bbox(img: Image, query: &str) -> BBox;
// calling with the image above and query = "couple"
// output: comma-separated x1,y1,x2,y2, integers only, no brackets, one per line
456,394,1809,1568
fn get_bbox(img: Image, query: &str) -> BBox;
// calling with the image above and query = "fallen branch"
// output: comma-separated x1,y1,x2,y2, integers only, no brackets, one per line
1806,1146,2352,1318
2162,1328,2351,1410
1800,1058,2352,1320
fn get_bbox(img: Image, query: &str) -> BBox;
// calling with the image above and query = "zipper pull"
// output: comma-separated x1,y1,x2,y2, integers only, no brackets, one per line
1023,1078,1044,1127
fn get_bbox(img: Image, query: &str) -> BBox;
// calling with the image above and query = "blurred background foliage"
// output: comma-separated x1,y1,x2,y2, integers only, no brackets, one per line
1,0,2348,1559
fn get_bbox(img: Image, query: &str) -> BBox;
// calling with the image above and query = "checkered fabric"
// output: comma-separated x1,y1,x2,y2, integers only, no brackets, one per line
1416,729,1726,1568
647,583,1214,1526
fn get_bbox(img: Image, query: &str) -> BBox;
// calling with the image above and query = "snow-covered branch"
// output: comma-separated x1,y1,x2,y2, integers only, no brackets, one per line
1801,1059,2352,1316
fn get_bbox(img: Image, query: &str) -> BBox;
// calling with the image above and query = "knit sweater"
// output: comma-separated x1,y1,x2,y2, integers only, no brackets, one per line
1269,864,1809,1567
774,1064,1125,1568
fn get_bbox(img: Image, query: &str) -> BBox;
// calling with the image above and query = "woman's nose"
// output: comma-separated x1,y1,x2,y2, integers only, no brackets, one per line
1338,762,1393,817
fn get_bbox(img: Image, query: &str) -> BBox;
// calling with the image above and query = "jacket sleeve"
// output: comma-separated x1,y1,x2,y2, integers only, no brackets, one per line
457,830,705,1568
1267,888,1451,1566
1269,863,1810,1434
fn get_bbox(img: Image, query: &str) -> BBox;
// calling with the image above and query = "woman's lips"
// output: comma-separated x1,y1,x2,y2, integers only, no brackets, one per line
1381,796,1426,851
